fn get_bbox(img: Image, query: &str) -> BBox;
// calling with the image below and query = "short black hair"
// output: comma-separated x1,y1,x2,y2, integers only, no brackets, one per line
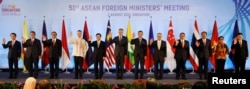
77,30,82,33
237,33,243,36
10,33,16,36
30,31,36,34
218,36,224,39
51,31,57,35
180,32,185,36
119,28,123,31
201,31,207,35
96,33,101,37
138,30,143,33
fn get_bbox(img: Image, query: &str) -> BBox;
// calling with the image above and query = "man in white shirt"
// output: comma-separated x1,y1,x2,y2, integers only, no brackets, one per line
69,30,89,79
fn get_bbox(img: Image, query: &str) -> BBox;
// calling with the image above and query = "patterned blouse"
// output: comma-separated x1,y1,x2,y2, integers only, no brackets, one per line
213,43,229,59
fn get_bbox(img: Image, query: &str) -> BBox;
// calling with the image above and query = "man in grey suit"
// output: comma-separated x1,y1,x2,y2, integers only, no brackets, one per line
131,30,147,79
195,31,211,80
22,31,42,78
110,28,128,79
173,32,189,80
149,33,166,80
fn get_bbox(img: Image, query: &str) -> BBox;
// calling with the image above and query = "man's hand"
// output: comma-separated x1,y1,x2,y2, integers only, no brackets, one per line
69,31,73,38
17,57,20,60
195,40,200,47
144,56,147,59
132,33,136,39
42,35,47,41
2,38,6,44
149,39,153,45
175,40,179,45
164,57,167,61
22,37,26,43
246,57,248,60
39,56,41,59
233,38,237,44
214,42,217,46
88,35,92,41
103,57,106,60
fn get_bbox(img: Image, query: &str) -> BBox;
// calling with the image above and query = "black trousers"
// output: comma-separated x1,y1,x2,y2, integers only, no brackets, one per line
115,55,124,78
74,56,83,78
49,57,59,78
94,56,103,79
175,58,186,79
154,58,164,79
198,58,208,79
28,56,39,78
215,59,225,74
134,55,144,79
234,57,246,74
8,57,18,78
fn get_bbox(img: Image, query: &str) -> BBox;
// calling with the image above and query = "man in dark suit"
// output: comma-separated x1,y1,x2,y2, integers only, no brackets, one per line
110,28,128,79
149,33,166,80
22,31,42,78
2,33,21,79
195,31,211,80
88,33,106,79
173,32,189,80
42,31,62,79
131,30,147,79
231,33,248,74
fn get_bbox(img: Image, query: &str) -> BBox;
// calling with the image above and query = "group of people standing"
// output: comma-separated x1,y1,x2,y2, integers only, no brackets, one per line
1,28,248,80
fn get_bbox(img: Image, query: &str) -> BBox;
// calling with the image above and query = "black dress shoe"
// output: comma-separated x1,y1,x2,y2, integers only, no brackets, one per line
140,76,143,79
8,76,13,79
50,76,54,79
135,76,138,79
55,76,59,79
13,76,17,79
182,77,187,80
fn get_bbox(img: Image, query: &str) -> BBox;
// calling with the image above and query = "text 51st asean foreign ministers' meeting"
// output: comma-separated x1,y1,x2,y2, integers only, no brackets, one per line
0,0,250,89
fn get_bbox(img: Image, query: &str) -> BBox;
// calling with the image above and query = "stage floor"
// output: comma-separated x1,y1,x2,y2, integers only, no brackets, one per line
0,71,206,85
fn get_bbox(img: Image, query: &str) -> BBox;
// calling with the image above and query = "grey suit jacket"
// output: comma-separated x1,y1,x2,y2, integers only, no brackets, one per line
110,36,128,57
